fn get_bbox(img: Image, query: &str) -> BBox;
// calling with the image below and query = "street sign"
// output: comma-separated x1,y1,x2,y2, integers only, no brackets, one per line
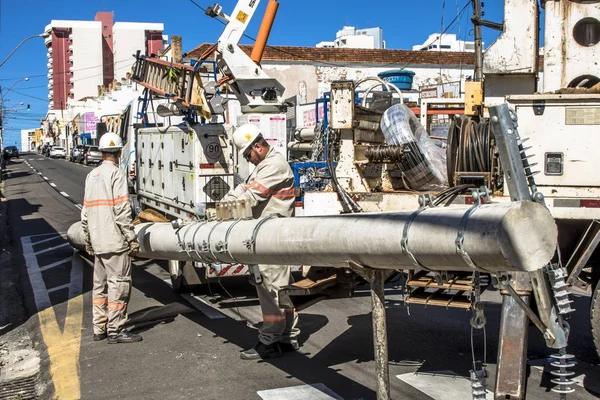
85,112,98,139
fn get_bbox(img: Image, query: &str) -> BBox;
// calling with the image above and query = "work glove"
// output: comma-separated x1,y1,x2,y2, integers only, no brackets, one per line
128,240,140,257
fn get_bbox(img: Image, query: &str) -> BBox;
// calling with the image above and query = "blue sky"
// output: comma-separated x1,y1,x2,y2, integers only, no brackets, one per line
0,0,508,149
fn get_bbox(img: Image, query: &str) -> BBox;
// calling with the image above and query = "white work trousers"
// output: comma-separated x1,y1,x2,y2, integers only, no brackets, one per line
92,251,132,335
256,264,300,345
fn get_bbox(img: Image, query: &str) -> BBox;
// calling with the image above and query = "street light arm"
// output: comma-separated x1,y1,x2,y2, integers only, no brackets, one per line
0,34,46,68
0,78,29,101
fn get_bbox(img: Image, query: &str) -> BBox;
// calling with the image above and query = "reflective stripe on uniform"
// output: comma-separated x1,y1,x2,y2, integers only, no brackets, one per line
263,313,285,322
245,180,295,199
273,189,295,199
246,180,271,196
107,302,127,311
92,297,108,305
84,195,129,208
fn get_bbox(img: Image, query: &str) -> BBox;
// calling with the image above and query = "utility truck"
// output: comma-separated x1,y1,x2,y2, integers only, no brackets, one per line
97,0,600,398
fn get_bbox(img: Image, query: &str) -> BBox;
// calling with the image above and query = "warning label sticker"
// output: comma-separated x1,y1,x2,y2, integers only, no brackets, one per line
236,10,249,23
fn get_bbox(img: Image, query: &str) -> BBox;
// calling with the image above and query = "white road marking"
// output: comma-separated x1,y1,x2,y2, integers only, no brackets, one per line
74,204,83,210
32,235,64,246
47,283,70,294
22,236,52,311
396,371,493,400
43,176,49,180
60,191,70,198
39,257,73,272
31,233,66,242
257,384,343,400
22,236,83,312
50,183,57,187
34,242,70,256
38,172,42,175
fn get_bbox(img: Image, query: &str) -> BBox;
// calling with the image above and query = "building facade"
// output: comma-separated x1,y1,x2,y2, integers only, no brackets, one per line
44,12,164,111
317,26,385,49
189,43,475,108
412,33,478,52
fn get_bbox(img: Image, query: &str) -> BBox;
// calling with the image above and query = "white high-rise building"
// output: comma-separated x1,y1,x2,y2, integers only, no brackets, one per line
412,33,478,52
317,26,385,49
44,12,164,111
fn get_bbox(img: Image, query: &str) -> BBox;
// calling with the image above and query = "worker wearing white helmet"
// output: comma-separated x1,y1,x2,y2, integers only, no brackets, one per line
223,123,299,360
81,132,142,344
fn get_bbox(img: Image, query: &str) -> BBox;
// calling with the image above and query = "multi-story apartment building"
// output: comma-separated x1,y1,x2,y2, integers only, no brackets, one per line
412,33,478,52
316,26,385,49
44,12,164,111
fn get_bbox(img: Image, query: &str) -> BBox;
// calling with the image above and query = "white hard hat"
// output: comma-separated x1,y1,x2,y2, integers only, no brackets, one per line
98,132,123,153
233,124,262,154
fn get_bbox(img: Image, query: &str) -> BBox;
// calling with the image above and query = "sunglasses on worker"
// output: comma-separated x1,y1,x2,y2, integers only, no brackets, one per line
243,147,253,161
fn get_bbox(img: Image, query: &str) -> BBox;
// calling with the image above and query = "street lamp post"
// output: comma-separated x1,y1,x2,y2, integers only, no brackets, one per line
0,33,50,68
0,78,30,101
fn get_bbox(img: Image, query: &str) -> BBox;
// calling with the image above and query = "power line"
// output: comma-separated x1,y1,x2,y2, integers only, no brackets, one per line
0,58,136,87
9,89,48,102
18,59,137,91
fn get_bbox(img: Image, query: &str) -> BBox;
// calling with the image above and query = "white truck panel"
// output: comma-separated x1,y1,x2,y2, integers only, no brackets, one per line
136,124,235,219
507,94,600,188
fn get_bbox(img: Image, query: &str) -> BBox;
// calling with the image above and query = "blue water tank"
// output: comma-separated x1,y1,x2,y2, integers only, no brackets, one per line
377,70,415,90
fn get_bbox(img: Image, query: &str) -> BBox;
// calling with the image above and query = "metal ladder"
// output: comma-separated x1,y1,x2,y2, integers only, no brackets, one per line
130,52,212,119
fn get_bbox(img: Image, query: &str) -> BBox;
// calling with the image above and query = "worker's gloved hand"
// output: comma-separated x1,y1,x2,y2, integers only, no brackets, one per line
85,244,95,256
128,240,140,257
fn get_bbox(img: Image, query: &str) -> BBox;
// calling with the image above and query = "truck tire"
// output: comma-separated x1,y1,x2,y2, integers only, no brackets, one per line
592,281,600,361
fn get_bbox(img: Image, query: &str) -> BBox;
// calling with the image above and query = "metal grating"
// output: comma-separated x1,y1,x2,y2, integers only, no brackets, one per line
203,176,230,202
0,376,38,400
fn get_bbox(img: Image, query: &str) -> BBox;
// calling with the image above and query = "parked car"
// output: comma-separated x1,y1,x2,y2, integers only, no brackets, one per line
49,146,67,159
3,146,19,159
82,146,102,165
70,145,84,162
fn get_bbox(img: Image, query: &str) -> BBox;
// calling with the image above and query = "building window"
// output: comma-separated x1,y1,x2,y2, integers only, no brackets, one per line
104,26,107,30
104,67,109,72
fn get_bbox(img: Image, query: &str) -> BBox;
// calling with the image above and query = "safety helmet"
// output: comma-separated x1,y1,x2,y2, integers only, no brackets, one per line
98,132,123,153
233,124,262,155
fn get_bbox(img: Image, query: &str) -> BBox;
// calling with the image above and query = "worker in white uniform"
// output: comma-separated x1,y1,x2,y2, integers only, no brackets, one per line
223,124,300,360
81,132,142,344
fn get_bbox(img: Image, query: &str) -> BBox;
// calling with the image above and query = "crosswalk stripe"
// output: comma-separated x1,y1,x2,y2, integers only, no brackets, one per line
39,257,73,272
34,242,70,256
47,283,70,294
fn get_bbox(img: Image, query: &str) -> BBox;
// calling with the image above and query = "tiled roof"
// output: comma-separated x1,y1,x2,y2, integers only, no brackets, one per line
187,43,476,67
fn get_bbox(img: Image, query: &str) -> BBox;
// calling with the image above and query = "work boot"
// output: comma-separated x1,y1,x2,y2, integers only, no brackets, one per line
240,342,281,360
279,341,300,352
107,329,143,344
93,332,107,341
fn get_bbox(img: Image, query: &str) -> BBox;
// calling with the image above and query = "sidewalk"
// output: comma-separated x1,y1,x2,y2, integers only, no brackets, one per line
0,164,42,399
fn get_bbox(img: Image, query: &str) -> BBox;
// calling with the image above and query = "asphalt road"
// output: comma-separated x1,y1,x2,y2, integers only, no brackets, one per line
2,154,600,400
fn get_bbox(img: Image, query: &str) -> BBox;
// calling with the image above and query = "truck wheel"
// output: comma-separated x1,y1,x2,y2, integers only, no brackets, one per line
169,260,185,292
592,281,600,361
